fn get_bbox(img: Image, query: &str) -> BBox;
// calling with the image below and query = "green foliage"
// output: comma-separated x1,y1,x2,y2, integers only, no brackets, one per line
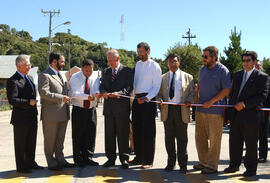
0,88,11,111
220,27,244,78
0,25,139,73
165,43,203,82
262,58,270,76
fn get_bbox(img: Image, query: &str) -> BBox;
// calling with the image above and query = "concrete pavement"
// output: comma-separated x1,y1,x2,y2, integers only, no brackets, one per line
0,105,270,182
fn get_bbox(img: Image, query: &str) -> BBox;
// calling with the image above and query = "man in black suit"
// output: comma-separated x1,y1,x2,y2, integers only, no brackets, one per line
224,51,269,177
100,49,133,169
6,55,43,173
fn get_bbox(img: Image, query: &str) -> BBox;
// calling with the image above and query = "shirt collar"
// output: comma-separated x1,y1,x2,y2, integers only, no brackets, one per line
245,67,255,77
113,63,121,73
17,71,25,78
169,69,180,76
49,65,58,75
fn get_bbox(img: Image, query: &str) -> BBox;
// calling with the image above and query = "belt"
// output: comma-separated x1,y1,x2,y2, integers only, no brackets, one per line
135,93,148,98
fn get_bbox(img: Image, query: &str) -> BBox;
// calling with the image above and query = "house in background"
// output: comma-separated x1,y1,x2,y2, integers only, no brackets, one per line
0,55,39,89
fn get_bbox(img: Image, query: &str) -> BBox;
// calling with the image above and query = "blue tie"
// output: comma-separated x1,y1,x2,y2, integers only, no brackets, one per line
238,72,247,98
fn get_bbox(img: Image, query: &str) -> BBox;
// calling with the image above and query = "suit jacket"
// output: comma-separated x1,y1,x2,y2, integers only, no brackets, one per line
38,67,70,122
6,72,38,125
157,70,195,123
100,64,133,115
227,69,269,123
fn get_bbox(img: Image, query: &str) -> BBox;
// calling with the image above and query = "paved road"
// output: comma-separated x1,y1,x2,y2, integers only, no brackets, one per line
0,105,270,182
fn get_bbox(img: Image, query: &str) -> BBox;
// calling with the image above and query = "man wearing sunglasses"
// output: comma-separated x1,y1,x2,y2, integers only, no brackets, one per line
194,46,231,174
224,51,269,177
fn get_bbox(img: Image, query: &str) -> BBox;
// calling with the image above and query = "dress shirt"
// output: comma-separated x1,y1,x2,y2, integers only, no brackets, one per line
113,63,121,74
69,71,100,109
134,59,162,100
49,65,58,75
168,69,182,103
245,67,255,82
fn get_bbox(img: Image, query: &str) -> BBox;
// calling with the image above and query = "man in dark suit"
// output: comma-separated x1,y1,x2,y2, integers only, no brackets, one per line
6,55,43,173
224,51,269,177
100,49,133,169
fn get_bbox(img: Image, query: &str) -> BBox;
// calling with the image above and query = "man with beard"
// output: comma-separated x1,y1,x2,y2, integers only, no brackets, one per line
194,46,231,174
38,52,74,170
129,42,162,169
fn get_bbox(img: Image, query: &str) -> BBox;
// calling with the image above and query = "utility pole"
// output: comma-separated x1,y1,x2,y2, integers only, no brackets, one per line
182,28,196,45
41,9,60,65
68,29,71,78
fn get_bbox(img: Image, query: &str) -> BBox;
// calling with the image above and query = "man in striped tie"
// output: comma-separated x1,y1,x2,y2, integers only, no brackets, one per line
100,49,134,169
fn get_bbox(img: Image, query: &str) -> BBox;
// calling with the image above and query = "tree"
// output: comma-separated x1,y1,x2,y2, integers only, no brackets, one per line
220,27,244,78
165,43,203,82
262,58,270,76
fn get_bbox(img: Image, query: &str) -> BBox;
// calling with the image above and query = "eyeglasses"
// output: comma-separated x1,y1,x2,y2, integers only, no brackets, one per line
202,55,208,59
242,59,252,63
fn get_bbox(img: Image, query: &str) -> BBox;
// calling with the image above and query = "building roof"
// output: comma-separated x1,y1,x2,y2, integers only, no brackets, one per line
0,55,38,79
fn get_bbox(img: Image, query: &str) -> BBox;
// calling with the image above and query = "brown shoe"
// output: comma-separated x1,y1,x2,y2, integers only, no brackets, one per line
141,165,153,169
193,164,205,170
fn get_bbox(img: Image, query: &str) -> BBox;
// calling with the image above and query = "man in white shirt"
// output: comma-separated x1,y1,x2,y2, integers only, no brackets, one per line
129,42,162,169
69,59,100,167
158,53,195,174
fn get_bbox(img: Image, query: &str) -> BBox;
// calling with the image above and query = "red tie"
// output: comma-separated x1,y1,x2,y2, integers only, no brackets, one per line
83,77,90,109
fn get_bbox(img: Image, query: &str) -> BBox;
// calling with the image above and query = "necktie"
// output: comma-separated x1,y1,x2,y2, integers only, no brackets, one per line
112,69,116,82
238,71,247,98
24,76,35,96
169,72,175,99
58,72,64,84
83,77,90,109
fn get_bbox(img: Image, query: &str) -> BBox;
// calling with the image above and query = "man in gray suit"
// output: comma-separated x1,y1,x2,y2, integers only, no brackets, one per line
38,52,74,170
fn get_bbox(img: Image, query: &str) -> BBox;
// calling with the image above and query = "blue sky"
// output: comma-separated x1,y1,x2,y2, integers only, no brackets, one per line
1,0,270,60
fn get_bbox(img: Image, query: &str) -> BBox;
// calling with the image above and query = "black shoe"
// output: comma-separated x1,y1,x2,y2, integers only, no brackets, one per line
243,171,256,177
31,162,44,170
179,166,187,174
201,167,217,174
128,158,141,165
48,165,63,171
62,162,76,168
164,165,175,172
17,169,32,173
103,160,115,168
85,159,99,166
258,158,267,163
224,166,239,173
121,161,129,169
75,162,86,168
193,163,205,170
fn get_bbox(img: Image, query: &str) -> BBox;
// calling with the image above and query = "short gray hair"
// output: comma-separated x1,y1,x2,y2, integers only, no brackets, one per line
16,54,30,66
106,49,119,60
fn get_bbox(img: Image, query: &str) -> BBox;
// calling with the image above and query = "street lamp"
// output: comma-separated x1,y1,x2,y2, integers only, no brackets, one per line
47,20,71,65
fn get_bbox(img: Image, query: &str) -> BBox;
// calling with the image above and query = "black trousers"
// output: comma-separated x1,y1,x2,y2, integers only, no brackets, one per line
132,99,156,165
104,112,130,163
259,112,269,159
13,123,37,171
164,105,188,168
229,117,259,173
72,106,97,164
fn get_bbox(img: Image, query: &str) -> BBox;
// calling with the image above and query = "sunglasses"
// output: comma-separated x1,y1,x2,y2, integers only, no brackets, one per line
202,55,208,59
242,59,252,63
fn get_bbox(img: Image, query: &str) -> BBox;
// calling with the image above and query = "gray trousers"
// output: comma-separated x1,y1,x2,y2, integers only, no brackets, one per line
42,120,68,168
